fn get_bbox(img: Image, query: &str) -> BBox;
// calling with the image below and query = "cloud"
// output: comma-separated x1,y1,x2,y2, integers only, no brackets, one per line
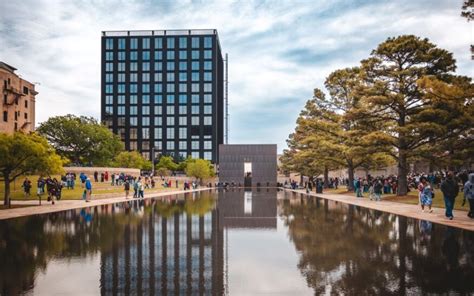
0,0,471,152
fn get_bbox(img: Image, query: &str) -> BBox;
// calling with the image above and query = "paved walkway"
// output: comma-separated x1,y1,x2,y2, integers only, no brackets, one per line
287,189,474,232
0,188,210,220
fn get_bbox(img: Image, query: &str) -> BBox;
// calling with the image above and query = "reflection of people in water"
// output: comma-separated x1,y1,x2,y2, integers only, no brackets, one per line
442,227,460,271
419,220,432,236
80,208,93,224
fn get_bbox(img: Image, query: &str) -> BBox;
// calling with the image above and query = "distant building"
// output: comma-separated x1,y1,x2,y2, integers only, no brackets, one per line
0,62,37,134
218,144,278,187
101,29,225,163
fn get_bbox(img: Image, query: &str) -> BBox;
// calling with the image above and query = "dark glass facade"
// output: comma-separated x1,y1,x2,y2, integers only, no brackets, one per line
101,30,224,163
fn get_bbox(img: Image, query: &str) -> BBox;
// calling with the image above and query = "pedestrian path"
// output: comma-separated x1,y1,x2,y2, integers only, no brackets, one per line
286,189,474,232
0,188,210,220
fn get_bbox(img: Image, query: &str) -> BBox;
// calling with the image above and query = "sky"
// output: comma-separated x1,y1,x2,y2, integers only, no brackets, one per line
0,0,472,152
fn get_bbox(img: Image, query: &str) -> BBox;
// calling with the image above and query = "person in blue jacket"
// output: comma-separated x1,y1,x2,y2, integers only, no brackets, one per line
85,177,92,202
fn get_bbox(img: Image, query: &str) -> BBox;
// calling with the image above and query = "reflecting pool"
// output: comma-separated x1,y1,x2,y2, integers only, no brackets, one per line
0,189,473,295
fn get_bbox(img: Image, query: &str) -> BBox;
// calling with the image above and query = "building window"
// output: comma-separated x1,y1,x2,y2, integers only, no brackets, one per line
167,73,175,82
167,62,175,71
130,73,138,82
130,84,137,93
179,128,187,139
179,94,187,104
24,100,28,108
179,62,187,71
179,84,186,92
167,51,175,60
204,141,212,149
179,106,187,114
204,94,212,103
130,51,138,61
204,37,212,48
105,63,113,72
130,129,138,140
143,38,150,49
118,106,125,115
130,95,138,104
155,116,162,125
191,116,199,125
142,73,150,82
154,62,163,71
142,84,150,93
179,37,187,48
154,141,162,150
3,111,7,122
179,141,187,150
105,95,113,104
130,62,138,71
105,52,113,61
155,37,163,49
155,128,163,139
118,63,126,72
204,116,212,125
130,141,137,150
167,95,175,104
143,128,150,139
191,105,199,114
191,61,199,71
142,95,150,104
117,51,125,60
167,142,175,150
167,127,175,139
191,152,199,159
167,117,175,126
204,61,212,70
142,62,150,71
142,106,150,115
167,106,175,115
204,72,212,81
155,106,162,115
130,106,137,115
167,37,175,48
154,95,163,104
130,38,138,49
191,50,200,59
155,73,163,82
142,51,150,60
105,84,113,94
191,37,199,48
191,72,199,81
154,83,163,92
204,50,212,59
118,38,126,50
179,50,187,59
204,105,212,114
130,117,138,126
105,38,114,50
105,106,113,115
192,141,199,150
191,84,199,92
118,95,125,104
204,152,212,160
179,116,187,125
179,72,187,82
154,51,163,60
204,83,212,92
191,95,199,104
105,74,113,83
143,117,150,126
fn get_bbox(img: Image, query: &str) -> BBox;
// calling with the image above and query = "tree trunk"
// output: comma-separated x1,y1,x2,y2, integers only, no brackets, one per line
4,177,10,207
323,166,329,188
347,162,355,191
397,150,408,196
299,174,303,186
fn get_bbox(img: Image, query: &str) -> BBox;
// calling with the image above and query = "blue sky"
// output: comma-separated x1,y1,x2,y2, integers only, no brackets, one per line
0,0,472,152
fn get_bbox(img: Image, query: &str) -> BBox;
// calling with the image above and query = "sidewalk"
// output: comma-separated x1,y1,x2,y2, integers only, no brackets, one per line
0,188,210,221
287,189,474,232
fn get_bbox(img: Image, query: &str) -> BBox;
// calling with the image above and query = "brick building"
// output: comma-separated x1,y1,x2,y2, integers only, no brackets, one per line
0,62,37,134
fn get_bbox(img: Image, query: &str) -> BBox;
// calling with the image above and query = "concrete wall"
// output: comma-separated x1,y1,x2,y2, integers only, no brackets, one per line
218,144,277,186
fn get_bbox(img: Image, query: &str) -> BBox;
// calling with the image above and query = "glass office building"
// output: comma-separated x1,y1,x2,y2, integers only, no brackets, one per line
101,30,224,163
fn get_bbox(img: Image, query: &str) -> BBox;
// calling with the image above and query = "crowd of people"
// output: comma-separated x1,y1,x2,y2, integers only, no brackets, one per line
287,170,474,221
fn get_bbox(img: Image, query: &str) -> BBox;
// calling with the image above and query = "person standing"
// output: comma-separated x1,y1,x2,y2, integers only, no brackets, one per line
463,173,474,219
133,178,140,198
373,179,383,201
440,172,459,220
85,177,92,202
80,172,87,188
355,178,363,198
419,177,434,213
138,179,145,198
105,171,109,182
94,171,98,182
124,180,130,199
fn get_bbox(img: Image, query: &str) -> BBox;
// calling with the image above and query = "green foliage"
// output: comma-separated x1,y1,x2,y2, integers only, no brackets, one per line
0,132,64,205
156,167,170,177
113,151,152,170
37,114,123,166
185,158,214,181
155,155,178,172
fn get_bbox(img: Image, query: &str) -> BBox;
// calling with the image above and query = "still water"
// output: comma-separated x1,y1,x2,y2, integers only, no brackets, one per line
0,189,473,295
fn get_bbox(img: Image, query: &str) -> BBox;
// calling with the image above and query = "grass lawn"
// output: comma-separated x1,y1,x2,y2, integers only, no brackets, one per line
382,189,467,211
0,175,180,201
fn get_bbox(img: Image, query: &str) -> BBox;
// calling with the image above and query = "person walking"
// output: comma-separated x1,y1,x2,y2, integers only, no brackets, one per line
440,172,459,220
463,173,474,219
373,179,383,201
80,172,87,188
94,171,98,182
22,178,31,198
355,178,363,198
124,180,130,199
85,177,92,202
419,177,434,213
138,179,145,198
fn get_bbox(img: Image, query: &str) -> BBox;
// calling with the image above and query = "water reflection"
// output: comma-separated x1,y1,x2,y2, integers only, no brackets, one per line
279,192,474,295
0,190,473,295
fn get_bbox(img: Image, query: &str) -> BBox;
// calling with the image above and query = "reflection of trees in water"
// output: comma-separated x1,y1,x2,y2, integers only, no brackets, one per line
0,194,216,295
280,196,474,295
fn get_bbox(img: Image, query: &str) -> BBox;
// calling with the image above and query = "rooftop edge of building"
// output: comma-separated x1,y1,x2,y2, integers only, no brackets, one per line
102,29,218,37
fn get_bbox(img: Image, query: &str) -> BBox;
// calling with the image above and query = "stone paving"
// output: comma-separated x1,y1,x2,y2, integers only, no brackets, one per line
287,189,474,232
0,188,211,220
